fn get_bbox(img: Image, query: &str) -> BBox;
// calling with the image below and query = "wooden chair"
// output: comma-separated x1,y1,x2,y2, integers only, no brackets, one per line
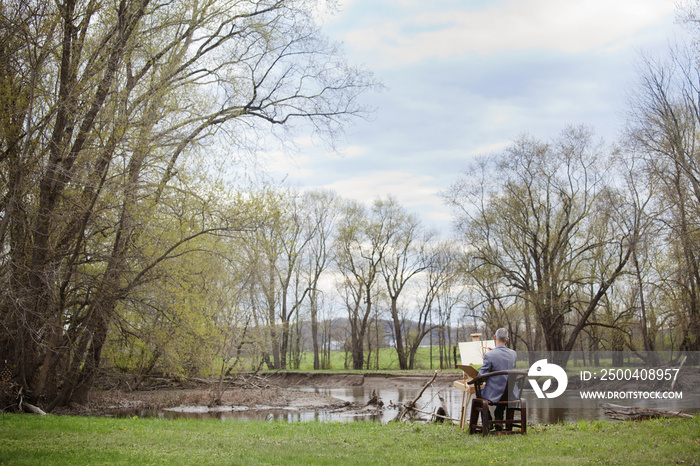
468,370,528,436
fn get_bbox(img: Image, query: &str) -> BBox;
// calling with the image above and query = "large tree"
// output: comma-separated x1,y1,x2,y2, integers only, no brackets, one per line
0,0,375,408
334,199,388,370
444,126,637,366
376,197,432,370
302,190,340,370
626,42,700,358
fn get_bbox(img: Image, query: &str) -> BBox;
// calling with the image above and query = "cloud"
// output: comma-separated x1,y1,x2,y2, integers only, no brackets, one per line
258,0,679,239
340,0,675,67
338,145,368,158
323,171,432,203
322,171,452,229
467,140,511,156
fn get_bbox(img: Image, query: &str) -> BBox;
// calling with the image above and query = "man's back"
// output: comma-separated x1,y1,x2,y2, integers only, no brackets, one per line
478,346,517,402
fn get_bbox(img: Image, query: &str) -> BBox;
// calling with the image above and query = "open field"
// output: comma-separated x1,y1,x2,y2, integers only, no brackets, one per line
285,347,687,373
290,346,448,371
1,414,698,465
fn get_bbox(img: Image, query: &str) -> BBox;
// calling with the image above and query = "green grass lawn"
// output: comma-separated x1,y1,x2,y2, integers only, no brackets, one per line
1,414,698,465
229,347,669,375
286,347,645,373
292,346,455,372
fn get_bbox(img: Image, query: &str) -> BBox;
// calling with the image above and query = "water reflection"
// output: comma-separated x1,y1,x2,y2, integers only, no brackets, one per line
522,392,606,424
107,386,699,424
299,386,461,423
108,405,385,423
298,387,612,424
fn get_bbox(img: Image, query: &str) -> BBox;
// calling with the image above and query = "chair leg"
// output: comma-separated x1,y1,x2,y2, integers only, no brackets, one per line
468,399,479,434
520,399,527,435
482,401,490,436
505,406,514,432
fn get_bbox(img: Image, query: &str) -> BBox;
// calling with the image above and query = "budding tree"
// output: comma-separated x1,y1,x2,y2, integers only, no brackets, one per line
0,0,376,408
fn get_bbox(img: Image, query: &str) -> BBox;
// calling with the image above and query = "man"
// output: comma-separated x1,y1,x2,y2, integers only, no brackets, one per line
477,327,517,429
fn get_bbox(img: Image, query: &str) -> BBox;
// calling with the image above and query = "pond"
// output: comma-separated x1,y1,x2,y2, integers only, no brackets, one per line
105,385,699,424
298,387,613,424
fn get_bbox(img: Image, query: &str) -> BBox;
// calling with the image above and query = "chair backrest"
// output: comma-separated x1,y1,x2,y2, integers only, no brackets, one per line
469,370,529,401
501,371,528,402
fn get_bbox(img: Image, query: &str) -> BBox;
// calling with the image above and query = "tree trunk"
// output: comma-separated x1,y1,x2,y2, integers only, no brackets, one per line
311,292,320,370
390,298,408,370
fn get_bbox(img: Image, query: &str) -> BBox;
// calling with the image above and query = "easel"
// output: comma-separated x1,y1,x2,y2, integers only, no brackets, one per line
453,333,493,430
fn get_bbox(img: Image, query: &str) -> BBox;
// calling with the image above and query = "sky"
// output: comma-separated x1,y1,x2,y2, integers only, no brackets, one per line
261,0,682,236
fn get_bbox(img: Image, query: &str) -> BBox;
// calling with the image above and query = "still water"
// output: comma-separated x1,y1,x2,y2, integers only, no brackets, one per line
106,385,700,424
297,386,612,424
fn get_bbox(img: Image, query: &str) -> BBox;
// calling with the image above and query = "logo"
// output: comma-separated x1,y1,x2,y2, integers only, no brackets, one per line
528,359,568,399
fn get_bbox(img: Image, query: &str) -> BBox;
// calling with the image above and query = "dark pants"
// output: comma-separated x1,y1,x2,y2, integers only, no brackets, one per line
481,402,506,429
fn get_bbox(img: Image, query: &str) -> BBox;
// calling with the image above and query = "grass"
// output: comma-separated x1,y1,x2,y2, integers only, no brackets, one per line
220,347,673,376
1,414,698,465
282,348,653,373
291,346,458,372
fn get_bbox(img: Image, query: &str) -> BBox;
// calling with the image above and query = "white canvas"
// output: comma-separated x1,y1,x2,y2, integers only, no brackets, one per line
458,340,496,366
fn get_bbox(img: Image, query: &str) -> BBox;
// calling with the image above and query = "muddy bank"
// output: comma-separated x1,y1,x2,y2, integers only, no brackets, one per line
57,371,459,416
265,371,459,389
73,386,350,416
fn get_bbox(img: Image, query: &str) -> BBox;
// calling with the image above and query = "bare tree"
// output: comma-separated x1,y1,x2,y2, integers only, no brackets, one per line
375,197,432,370
404,240,459,369
334,200,388,370
626,44,700,358
444,126,637,367
302,190,340,370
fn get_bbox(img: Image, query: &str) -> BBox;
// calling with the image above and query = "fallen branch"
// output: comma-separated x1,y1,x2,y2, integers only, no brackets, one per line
392,370,439,422
671,356,686,392
601,403,693,421
399,406,460,424
17,388,47,415
408,406,458,423
434,392,454,424
23,402,47,415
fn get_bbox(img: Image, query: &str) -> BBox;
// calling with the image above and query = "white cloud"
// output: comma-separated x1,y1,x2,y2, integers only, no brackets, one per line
338,145,368,158
342,0,675,67
322,171,452,229
323,171,433,204
253,0,679,239
467,140,511,156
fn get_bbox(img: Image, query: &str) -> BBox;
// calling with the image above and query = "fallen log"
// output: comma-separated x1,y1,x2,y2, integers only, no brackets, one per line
23,402,47,415
17,389,47,415
392,370,438,422
601,403,693,421
367,389,383,408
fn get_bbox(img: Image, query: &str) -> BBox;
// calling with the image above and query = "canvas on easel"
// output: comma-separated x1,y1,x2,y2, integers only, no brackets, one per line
458,339,495,366
453,336,495,430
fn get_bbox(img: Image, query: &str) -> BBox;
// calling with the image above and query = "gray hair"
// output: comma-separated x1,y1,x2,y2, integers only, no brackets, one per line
494,328,509,343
